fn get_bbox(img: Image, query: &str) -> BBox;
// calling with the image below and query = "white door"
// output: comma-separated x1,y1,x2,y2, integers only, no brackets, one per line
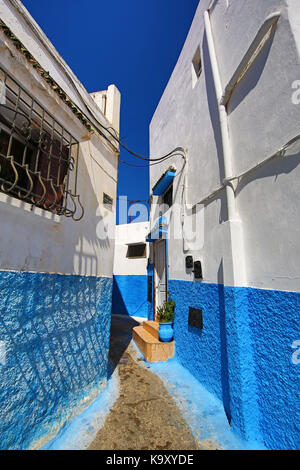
154,240,167,317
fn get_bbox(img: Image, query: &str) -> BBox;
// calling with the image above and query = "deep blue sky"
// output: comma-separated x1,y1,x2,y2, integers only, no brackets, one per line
22,0,199,223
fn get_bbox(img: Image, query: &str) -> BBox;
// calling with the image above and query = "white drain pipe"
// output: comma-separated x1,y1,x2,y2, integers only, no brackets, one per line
204,9,246,286
204,10,236,221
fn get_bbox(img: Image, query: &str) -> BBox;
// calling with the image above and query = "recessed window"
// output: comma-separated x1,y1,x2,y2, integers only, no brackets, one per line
161,184,173,212
192,46,202,88
103,192,113,209
127,243,146,259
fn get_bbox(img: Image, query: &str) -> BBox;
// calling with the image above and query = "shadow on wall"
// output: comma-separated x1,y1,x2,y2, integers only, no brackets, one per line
70,144,112,274
111,276,129,316
227,27,275,115
236,148,300,194
112,275,148,318
107,314,139,378
0,272,113,450
0,139,112,276
202,32,226,193
0,141,116,449
202,32,229,225
217,261,232,425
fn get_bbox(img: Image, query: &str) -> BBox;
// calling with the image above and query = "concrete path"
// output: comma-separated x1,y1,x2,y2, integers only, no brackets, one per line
88,315,198,450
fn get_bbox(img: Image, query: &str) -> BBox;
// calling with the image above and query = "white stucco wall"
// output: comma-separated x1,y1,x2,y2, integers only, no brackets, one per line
150,0,300,292
0,0,120,278
113,222,149,276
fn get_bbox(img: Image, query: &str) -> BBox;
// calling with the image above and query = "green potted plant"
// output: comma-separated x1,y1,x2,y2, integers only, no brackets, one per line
156,292,175,342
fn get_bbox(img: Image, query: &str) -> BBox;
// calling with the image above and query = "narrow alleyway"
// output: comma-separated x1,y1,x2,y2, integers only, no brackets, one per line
88,315,198,450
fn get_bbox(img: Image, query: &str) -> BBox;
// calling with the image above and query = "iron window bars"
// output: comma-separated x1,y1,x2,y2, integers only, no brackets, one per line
0,66,84,220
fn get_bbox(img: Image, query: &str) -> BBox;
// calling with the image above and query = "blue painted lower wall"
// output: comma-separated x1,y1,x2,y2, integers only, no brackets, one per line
248,288,300,450
0,270,113,450
112,275,148,318
147,264,154,321
163,279,300,450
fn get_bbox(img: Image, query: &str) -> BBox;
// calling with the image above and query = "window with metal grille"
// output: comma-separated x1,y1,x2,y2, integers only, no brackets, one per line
0,66,83,220
127,243,146,259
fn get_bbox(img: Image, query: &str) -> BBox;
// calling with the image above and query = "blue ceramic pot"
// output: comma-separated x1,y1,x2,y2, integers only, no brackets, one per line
159,322,174,343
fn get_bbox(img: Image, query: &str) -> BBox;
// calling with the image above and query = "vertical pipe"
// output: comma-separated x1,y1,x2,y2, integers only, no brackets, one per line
204,9,247,285
204,10,236,221
203,8,261,444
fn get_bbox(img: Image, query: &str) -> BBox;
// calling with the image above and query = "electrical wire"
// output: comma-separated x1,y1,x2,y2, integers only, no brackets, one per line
8,7,186,166
90,108,186,162
39,55,186,163
33,47,186,164
67,88,186,165
56,71,186,162
119,152,186,167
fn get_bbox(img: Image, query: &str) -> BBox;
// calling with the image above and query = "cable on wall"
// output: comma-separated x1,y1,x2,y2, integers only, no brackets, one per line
0,17,186,167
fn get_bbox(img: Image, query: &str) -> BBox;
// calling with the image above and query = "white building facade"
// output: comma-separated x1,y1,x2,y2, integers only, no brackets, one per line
112,222,149,319
0,0,120,449
148,0,300,450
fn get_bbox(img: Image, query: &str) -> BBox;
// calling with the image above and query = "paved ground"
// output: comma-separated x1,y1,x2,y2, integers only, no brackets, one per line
88,315,199,450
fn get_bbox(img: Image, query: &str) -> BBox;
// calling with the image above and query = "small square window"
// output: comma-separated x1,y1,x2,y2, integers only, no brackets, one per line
192,46,202,88
127,243,146,259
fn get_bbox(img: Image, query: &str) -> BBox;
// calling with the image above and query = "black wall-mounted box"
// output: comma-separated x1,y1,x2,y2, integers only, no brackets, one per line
188,307,203,330
193,261,203,279
186,256,193,269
